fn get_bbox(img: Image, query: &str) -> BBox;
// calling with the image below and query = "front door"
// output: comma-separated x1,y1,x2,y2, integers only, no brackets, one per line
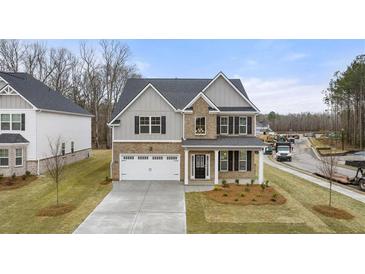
195,154,206,179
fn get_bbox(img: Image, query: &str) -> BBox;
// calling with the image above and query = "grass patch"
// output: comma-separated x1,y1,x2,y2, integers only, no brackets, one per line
0,175,37,191
0,150,112,233
205,184,286,206
186,163,365,233
313,205,354,220
37,204,76,217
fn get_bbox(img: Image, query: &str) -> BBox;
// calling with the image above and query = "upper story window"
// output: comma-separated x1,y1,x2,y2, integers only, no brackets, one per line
0,113,24,131
151,117,161,133
239,117,247,134
140,117,150,133
195,117,206,135
220,116,228,134
0,148,9,167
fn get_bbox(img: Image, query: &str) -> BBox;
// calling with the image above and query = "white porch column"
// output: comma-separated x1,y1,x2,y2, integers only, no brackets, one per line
258,149,264,184
214,150,219,185
184,149,189,185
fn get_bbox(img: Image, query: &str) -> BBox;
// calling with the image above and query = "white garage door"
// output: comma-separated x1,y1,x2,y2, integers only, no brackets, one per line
120,154,180,181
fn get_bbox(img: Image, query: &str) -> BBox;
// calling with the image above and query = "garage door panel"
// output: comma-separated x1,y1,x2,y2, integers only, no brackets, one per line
120,154,180,181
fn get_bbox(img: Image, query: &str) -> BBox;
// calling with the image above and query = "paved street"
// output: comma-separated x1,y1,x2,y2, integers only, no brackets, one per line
74,181,186,234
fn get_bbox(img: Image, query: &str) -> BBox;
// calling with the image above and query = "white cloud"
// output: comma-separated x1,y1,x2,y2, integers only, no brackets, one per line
236,76,327,114
135,60,151,72
283,52,308,61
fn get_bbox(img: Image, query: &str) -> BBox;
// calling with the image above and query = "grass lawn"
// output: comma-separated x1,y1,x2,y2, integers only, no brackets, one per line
186,164,365,233
0,150,112,233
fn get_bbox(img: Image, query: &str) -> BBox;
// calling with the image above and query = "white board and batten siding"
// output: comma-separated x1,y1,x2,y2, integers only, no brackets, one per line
120,154,180,181
113,86,182,141
36,111,92,159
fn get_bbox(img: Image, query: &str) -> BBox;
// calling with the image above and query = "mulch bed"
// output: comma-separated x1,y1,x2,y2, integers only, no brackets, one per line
37,204,76,217
0,175,37,191
313,205,354,220
205,184,286,206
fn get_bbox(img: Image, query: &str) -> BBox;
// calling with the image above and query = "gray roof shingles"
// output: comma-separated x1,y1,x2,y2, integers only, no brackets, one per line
0,72,91,116
182,136,264,147
0,133,29,144
111,77,255,120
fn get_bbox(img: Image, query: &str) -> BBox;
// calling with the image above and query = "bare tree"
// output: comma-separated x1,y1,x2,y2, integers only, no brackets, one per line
44,137,66,206
318,150,338,207
0,40,24,71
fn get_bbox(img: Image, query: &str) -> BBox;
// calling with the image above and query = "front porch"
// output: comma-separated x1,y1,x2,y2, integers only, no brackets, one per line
182,141,264,185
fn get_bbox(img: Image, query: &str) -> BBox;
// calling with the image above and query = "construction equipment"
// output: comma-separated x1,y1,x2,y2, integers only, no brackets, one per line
274,142,292,162
350,167,365,191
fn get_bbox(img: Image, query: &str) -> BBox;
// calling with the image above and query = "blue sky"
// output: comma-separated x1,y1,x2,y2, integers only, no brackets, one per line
45,39,365,114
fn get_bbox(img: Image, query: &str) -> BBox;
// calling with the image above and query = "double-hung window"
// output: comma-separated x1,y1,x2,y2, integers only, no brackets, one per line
239,116,247,134
220,116,228,134
11,114,22,130
239,150,247,171
15,148,23,166
1,114,10,130
139,117,150,133
0,149,9,167
195,117,206,135
151,117,161,133
220,151,228,171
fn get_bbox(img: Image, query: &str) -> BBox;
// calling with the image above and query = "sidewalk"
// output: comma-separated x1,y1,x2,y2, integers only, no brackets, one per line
264,157,365,204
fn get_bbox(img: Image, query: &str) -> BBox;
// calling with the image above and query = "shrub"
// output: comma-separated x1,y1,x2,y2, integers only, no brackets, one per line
240,192,245,197
234,198,239,202
223,192,228,197
105,176,110,181
260,184,266,191
0,174,3,181
213,186,221,191
235,179,239,185
252,198,256,202
222,180,228,187
246,183,250,186
265,180,270,187
271,193,278,202
244,187,250,192
22,175,27,180
250,178,254,185
11,173,16,180
25,171,31,177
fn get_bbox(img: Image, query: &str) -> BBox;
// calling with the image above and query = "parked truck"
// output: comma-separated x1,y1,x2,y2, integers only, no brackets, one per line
274,142,293,162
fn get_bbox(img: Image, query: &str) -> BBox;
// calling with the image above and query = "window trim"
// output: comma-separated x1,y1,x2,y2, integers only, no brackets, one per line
0,113,24,131
239,116,248,135
15,148,23,167
139,116,162,134
239,150,247,172
0,148,9,167
220,116,229,135
219,150,228,172
195,116,206,136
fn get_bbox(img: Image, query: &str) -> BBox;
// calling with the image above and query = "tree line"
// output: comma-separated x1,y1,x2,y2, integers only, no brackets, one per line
0,40,141,148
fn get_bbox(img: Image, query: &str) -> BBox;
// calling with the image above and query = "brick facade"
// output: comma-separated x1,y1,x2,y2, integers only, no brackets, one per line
184,97,217,139
112,142,184,181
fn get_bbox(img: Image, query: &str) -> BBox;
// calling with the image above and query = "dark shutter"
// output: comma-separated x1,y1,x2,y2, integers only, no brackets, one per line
161,116,166,134
247,151,252,171
234,117,239,135
228,151,233,171
134,116,139,134
218,151,221,171
228,117,234,134
247,116,252,135
217,116,220,134
234,151,239,171
21,113,25,131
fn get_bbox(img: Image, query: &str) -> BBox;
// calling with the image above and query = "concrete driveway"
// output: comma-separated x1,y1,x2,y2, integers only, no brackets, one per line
74,181,186,234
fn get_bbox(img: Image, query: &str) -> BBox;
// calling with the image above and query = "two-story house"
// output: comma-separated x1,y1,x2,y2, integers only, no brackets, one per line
0,72,92,177
109,72,264,185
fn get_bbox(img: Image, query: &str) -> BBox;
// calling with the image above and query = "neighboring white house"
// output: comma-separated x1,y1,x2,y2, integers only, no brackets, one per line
0,72,92,177
256,121,272,135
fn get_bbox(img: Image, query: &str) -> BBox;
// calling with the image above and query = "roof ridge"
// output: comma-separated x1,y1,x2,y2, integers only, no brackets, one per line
0,71,27,80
